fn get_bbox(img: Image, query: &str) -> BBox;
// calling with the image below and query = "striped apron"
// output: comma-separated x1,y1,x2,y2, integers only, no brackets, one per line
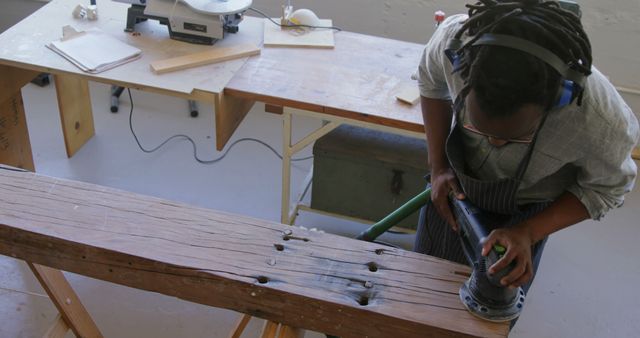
414,122,549,295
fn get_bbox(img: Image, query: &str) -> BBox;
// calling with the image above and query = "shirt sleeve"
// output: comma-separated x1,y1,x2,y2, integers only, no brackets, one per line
566,90,640,220
417,14,466,100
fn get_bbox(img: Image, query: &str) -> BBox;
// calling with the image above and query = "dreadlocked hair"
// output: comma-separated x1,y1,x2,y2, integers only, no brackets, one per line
454,0,592,118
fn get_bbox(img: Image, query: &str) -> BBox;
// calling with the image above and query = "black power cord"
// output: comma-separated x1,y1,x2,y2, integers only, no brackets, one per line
247,7,342,31
126,88,313,164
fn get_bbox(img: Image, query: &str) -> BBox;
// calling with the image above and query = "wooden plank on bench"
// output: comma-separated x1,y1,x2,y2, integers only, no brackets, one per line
0,170,509,338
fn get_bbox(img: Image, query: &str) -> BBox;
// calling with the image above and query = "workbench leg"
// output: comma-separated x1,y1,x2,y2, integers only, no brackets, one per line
54,74,95,158
28,263,103,338
214,92,255,151
0,92,35,171
0,65,40,171
280,109,340,224
281,111,294,224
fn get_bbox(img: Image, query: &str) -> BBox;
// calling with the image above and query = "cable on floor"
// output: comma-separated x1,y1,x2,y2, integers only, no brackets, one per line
126,88,313,164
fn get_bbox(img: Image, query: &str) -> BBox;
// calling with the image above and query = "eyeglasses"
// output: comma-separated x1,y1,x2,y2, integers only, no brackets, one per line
462,123,535,144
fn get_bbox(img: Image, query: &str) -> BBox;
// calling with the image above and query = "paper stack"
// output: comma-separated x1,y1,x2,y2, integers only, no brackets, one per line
47,26,141,74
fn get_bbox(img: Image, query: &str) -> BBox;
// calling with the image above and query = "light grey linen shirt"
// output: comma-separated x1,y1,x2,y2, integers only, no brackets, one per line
417,14,639,220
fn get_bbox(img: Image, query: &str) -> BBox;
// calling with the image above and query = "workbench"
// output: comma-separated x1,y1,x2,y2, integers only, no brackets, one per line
0,0,448,336
0,0,426,228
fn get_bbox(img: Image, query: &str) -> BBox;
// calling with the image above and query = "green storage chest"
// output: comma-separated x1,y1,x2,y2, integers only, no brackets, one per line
311,125,429,230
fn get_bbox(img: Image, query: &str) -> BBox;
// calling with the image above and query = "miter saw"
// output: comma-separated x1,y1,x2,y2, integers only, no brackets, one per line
113,0,252,44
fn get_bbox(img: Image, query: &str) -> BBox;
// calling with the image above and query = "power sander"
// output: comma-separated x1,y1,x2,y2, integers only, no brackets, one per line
450,196,526,322
356,188,525,322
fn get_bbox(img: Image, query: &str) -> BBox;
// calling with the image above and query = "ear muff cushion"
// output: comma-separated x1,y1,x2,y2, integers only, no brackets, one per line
555,80,575,108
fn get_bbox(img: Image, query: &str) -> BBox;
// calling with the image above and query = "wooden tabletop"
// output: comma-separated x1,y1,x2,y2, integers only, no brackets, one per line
225,28,426,133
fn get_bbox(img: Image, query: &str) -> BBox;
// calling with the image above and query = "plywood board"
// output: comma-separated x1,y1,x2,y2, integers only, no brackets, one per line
0,170,509,338
150,43,261,74
264,19,335,49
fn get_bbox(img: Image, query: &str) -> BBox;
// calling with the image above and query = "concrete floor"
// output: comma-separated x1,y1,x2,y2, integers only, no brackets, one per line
1,79,639,338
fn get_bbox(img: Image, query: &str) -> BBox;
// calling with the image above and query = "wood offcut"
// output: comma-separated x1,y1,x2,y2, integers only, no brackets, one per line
150,43,261,74
0,170,509,338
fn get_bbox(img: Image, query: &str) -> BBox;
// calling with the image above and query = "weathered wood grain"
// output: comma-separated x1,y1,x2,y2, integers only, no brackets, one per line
0,170,508,338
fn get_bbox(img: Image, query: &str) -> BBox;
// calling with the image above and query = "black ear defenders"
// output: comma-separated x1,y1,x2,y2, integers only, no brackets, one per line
445,33,586,109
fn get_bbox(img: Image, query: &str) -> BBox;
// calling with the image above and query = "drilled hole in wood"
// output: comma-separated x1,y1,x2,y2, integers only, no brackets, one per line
257,276,269,284
108,268,113,273
375,249,384,255
367,262,378,272
82,255,86,259
282,235,290,241
358,296,369,306
274,244,284,251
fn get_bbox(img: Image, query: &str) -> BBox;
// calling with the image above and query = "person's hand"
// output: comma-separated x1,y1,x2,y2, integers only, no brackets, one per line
481,225,535,287
430,166,465,231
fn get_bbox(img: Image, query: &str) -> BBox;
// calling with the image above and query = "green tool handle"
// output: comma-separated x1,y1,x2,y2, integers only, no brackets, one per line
356,188,432,242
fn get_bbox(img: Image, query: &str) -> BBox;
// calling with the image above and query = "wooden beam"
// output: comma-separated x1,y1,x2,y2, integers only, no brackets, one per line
0,93,35,171
28,263,103,338
0,170,509,338
150,44,260,74
54,74,95,158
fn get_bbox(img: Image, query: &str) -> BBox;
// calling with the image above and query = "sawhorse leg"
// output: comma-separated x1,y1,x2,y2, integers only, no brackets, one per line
29,264,103,338
0,65,102,337
228,315,303,338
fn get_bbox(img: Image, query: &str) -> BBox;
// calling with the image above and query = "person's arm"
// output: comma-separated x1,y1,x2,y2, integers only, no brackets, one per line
421,97,465,230
481,191,589,287
482,86,639,288
416,15,469,228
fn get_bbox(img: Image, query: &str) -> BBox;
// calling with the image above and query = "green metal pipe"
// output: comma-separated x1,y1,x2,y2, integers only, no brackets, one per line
356,188,431,242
